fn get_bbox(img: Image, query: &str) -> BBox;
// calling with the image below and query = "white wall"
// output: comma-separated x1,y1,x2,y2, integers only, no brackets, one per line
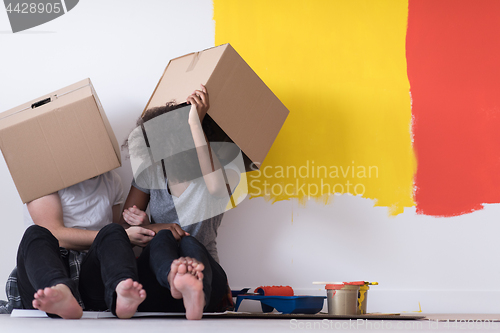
1,0,499,314
219,197,500,313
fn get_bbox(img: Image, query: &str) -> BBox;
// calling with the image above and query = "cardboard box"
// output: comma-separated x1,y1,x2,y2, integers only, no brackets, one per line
0,78,121,203
143,43,289,170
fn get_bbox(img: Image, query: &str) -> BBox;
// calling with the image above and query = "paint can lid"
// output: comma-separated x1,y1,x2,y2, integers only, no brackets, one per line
325,283,345,290
345,281,365,286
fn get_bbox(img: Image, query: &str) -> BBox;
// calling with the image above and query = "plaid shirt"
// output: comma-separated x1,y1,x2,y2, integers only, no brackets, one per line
0,248,86,314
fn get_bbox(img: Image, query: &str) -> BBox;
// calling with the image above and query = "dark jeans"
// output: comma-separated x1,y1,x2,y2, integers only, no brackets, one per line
137,230,228,312
16,224,138,315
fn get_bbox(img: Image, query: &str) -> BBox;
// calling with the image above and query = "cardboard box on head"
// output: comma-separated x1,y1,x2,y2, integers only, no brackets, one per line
0,78,121,203
143,43,290,171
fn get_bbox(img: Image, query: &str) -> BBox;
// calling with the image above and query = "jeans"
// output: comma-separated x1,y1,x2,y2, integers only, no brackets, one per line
137,229,228,312
16,224,138,315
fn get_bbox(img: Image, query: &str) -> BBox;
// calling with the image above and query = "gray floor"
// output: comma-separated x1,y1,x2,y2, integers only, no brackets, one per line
2,313,500,333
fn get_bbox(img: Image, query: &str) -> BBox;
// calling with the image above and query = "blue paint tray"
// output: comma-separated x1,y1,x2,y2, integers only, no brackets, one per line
235,295,326,314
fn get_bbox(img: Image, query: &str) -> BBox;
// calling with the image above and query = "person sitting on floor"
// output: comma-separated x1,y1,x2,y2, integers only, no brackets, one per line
120,84,241,320
3,170,155,319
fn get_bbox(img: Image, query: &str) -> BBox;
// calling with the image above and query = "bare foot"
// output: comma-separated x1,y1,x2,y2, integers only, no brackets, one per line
168,257,205,299
168,259,183,299
32,284,82,319
115,278,146,319
172,259,205,320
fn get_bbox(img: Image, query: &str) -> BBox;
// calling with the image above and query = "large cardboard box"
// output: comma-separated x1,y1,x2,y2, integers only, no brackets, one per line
144,43,289,170
0,78,121,203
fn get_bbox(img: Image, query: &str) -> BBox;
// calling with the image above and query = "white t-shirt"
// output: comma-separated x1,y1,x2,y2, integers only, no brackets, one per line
24,171,124,231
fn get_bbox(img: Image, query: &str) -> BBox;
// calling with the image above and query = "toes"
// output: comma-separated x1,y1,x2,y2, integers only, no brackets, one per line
178,263,187,275
189,259,203,271
123,278,133,288
171,259,181,273
43,287,54,297
117,278,135,293
32,299,41,309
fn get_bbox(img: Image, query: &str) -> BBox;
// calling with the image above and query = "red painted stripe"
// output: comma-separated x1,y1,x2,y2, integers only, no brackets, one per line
407,0,500,216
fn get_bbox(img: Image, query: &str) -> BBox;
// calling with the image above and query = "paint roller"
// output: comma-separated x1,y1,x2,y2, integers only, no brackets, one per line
254,285,294,296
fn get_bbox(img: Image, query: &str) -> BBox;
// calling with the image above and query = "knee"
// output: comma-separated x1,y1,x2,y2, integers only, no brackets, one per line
179,235,201,248
19,225,58,249
25,224,49,234
155,229,176,241
95,223,127,241
148,230,178,253
101,223,123,233
22,225,55,242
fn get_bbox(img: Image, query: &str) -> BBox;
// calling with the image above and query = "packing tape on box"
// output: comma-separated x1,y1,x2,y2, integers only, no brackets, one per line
186,52,201,72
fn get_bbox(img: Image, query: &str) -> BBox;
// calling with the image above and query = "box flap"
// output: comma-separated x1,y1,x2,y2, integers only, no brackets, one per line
206,44,289,166
143,44,228,113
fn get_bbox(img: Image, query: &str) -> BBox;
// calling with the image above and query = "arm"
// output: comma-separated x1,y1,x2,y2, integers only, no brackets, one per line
113,203,154,247
141,222,188,240
187,85,240,197
112,204,122,224
119,185,151,227
116,186,154,247
121,185,189,241
27,193,97,251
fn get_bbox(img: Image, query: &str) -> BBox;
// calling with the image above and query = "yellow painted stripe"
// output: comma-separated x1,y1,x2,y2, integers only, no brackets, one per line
214,0,415,215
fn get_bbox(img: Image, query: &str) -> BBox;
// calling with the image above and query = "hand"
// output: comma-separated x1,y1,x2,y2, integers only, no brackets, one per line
122,205,150,226
126,226,155,247
187,84,210,124
150,223,190,241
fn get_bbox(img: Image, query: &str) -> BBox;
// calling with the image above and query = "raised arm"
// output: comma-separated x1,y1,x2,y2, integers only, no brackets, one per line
187,85,239,197
27,193,97,251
